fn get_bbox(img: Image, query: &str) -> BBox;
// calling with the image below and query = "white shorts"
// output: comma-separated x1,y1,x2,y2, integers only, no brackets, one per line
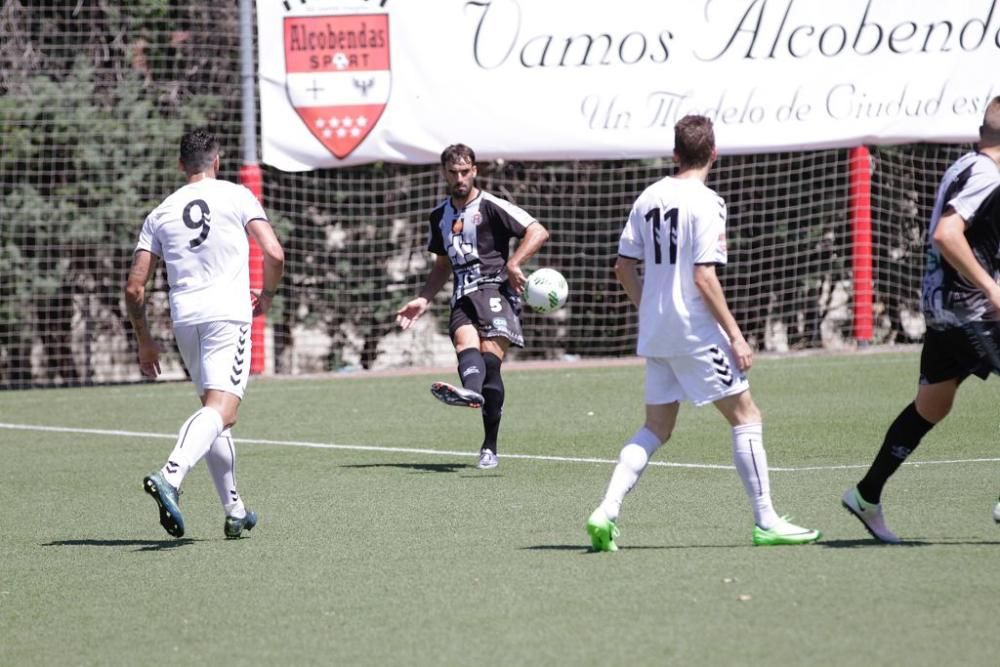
644,341,749,407
173,321,251,399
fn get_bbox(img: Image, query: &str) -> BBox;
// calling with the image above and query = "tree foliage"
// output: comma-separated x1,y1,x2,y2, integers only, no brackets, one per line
0,2,969,387
0,1,232,387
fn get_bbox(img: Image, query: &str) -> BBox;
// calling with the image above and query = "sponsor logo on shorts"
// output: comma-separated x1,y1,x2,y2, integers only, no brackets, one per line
492,317,508,329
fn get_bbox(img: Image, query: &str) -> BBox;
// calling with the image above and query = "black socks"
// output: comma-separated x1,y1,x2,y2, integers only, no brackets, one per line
481,352,505,454
857,402,935,504
457,348,485,394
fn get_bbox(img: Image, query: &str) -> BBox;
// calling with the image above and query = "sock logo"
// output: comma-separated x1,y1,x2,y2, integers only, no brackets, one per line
461,367,481,378
890,445,913,459
165,460,180,474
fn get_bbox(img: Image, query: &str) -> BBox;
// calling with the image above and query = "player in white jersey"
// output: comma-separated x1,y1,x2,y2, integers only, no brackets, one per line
124,128,284,539
586,115,820,550
843,97,1000,543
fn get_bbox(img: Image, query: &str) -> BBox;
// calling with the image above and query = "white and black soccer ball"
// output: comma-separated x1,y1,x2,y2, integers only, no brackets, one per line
524,268,569,314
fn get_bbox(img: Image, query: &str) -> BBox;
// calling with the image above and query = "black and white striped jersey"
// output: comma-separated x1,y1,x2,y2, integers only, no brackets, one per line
921,152,1000,329
427,190,536,304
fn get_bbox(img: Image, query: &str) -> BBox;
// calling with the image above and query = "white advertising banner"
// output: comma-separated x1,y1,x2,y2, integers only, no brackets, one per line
257,0,1000,171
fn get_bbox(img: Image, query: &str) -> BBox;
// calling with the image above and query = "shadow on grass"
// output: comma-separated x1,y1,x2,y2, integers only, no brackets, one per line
458,471,502,479
524,544,747,553
819,538,928,548
340,462,471,473
43,538,196,552
529,537,1000,553
821,537,1000,548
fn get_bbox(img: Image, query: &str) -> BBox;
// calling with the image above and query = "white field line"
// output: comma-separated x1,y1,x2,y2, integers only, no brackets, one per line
3,421,1000,472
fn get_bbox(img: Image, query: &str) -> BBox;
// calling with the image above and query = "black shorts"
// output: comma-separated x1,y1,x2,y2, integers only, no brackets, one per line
920,322,1000,384
449,287,525,347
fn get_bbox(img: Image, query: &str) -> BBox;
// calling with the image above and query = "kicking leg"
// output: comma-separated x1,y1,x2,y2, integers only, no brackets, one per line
431,325,485,408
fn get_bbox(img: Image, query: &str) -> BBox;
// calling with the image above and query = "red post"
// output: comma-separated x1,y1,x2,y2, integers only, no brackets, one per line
240,163,267,374
849,146,874,343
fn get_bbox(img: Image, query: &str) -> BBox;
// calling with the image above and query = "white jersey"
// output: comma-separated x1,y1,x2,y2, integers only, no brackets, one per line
136,178,267,327
618,175,728,357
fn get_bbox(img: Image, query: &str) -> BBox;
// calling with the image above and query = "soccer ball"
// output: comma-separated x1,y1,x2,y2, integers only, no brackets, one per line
524,268,568,314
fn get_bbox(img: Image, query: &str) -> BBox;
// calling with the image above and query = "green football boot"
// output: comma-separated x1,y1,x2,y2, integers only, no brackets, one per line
586,508,620,552
752,516,820,546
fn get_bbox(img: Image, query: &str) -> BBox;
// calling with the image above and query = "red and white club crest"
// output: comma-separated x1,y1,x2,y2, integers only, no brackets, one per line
283,9,390,159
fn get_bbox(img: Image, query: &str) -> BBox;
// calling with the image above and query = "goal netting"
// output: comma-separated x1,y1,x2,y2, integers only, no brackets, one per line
0,3,971,387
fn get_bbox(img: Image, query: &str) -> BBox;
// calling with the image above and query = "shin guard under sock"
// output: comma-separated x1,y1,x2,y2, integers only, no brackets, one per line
481,352,504,453
857,402,934,504
457,348,486,395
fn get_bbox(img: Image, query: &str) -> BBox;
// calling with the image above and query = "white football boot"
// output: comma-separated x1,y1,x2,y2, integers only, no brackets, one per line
841,487,901,544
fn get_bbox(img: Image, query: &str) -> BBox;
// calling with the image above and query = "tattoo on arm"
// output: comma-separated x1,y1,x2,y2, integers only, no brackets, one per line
125,259,153,339
126,301,150,337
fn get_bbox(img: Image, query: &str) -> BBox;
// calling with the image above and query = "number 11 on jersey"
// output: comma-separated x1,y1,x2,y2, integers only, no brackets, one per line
645,207,678,264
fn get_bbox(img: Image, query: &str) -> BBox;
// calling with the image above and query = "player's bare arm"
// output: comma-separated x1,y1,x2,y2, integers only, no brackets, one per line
396,254,452,330
246,218,285,317
613,255,642,307
693,263,753,371
124,249,161,379
932,207,1000,314
506,222,550,293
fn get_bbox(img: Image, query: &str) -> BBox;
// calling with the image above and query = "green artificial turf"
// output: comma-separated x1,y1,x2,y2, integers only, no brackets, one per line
2,351,999,665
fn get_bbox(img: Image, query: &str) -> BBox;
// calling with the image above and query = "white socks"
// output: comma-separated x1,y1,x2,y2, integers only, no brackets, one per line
205,428,246,519
160,407,224,490
731,423,780,529
598,422,781,530
599,427,663,521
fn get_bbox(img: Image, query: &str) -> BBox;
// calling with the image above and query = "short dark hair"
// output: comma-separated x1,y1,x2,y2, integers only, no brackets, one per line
440,143,476,167
179,128,220,174
981,96,1000,145
673,115,715,169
